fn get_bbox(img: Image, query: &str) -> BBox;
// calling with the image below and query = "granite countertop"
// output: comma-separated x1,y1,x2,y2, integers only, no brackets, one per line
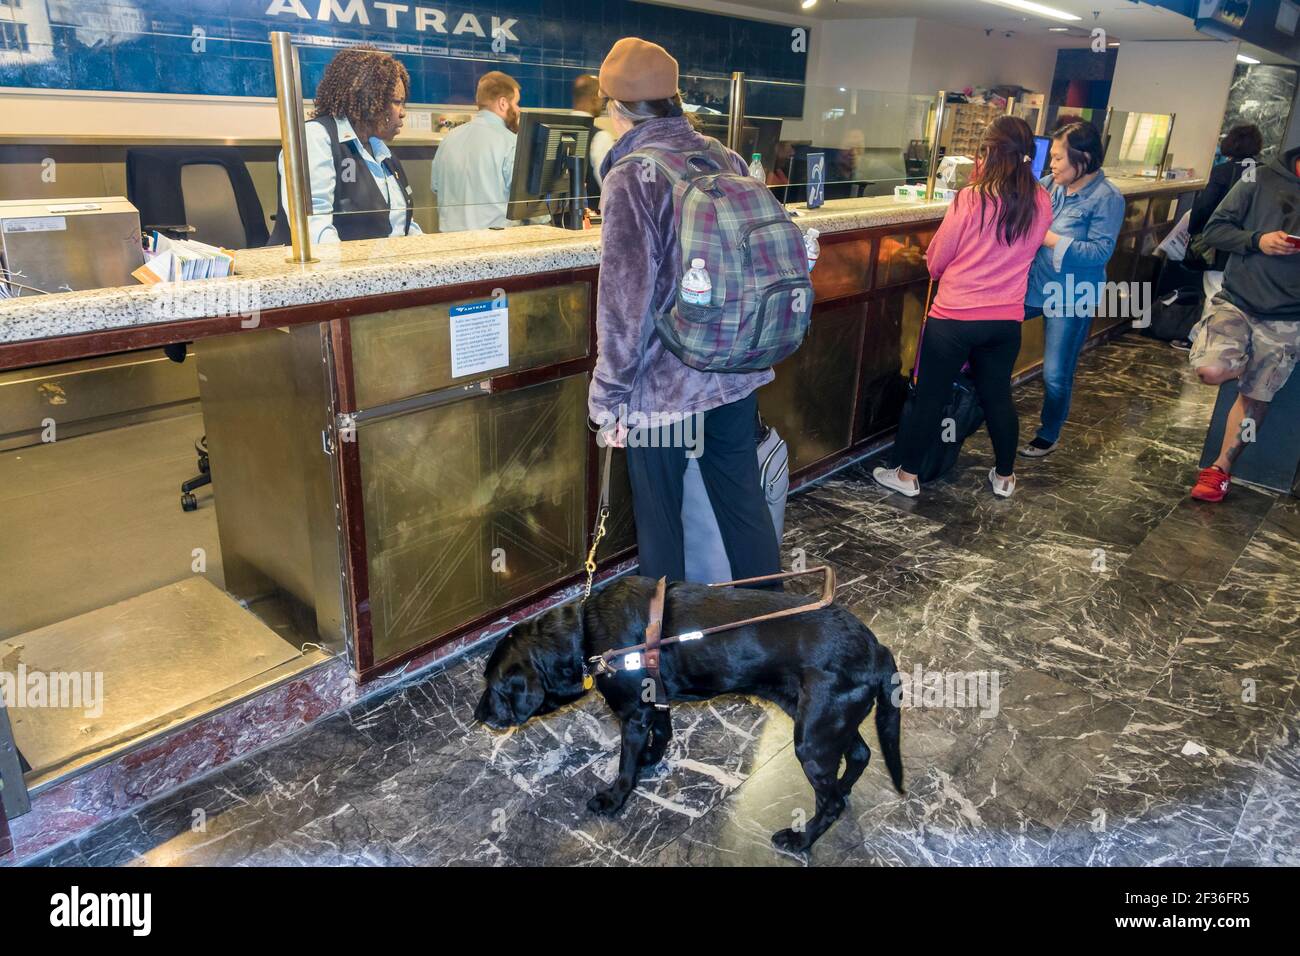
0,175,1202,347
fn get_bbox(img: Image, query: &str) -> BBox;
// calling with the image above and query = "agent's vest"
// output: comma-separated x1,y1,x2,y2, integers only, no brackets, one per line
267,115,414,245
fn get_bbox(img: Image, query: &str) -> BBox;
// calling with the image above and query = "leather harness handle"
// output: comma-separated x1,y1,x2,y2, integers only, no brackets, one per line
592,566,837,678
643,577,669,709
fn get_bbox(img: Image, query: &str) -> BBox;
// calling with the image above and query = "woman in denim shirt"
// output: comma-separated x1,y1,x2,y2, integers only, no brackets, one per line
1021,122,1126,457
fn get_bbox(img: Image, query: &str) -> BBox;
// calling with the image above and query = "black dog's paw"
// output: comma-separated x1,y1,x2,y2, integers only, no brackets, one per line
771,827,813,855
587,788,627,816
638,742,667,769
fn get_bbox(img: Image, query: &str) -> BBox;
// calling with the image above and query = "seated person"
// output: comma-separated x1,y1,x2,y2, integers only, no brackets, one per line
1189,144,1300,502
268,46,422,245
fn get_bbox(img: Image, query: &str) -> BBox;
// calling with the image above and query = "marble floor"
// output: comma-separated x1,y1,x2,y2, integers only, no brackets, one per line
26,335,1299,867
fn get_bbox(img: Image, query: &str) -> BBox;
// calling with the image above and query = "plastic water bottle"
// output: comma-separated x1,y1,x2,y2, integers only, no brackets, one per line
681,258,712,306
749,152,766,181
805,229,821,273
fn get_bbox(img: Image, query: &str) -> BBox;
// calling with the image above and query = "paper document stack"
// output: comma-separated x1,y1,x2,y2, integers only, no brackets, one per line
134,234,235,284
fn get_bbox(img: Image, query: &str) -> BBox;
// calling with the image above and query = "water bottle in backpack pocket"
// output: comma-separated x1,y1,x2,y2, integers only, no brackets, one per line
680,258,713,306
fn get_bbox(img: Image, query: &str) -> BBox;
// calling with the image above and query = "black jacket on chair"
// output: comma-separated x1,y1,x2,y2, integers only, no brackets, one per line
267,115,414,245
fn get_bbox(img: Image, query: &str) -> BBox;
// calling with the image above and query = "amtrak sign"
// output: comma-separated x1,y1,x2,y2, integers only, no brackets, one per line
265,0,521,42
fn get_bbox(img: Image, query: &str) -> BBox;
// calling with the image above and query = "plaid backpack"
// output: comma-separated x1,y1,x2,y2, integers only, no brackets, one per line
614,141,814,372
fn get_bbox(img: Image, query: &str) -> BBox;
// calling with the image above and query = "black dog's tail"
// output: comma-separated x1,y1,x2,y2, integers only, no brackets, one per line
875,648,905,794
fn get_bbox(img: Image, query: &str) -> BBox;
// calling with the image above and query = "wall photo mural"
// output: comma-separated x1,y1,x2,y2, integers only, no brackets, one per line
1218,63,1298,164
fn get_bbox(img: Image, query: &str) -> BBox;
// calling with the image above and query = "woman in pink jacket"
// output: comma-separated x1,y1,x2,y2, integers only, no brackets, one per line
875,115,1052,499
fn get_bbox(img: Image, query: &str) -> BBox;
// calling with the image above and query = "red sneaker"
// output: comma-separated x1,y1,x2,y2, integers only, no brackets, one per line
1191,466,1231,502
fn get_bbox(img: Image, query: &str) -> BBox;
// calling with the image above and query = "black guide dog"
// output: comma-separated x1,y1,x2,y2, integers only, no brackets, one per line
475,575,904,853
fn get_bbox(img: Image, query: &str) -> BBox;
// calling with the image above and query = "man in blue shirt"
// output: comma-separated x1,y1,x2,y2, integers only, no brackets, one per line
431,72,523,232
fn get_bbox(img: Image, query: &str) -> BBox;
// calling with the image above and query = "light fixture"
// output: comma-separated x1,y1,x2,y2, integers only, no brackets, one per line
1048,27,1070,32
976,0,1082,22
1108,41,1120,47
1236,53,1260,64
800,0,818,9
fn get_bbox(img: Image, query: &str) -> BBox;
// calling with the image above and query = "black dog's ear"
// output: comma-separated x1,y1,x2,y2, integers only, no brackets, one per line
531,601,588,693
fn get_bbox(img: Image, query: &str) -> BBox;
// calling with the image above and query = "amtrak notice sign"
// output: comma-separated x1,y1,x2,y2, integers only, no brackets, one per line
449,297,509,379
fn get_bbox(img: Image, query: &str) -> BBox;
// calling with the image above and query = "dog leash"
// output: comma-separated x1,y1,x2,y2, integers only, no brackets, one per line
585,566,838,705
581,443,614,604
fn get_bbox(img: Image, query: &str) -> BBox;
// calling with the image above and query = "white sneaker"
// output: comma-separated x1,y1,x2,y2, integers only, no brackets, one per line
989,468,1016,498
873,466,920,498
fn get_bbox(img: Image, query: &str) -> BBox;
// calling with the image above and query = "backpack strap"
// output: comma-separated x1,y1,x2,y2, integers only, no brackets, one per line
612,141,733,185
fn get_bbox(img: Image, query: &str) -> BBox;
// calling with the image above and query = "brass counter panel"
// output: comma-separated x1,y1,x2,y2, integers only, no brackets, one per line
350,282,591,409
0,348,199,451
760,301,862,473
1122,197,1150,234
1108,234,1139,285
812,237,873,300
360,374,588,665
1148,194,1177,225
858,286,922,443
195,324,345,652
876,228,935,288
1015,313,1047,377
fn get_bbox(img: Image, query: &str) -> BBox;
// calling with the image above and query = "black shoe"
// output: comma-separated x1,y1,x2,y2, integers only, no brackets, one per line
1019,436,1058,458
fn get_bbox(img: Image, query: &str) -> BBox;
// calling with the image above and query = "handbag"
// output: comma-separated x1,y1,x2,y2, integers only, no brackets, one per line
891,280,986,483
682,416,789,584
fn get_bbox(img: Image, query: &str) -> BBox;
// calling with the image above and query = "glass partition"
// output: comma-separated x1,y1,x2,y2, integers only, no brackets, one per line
745,82,937,200
1102,111,1175,178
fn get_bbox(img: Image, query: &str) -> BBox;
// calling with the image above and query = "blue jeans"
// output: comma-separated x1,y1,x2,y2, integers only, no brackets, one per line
1036,309,1093,444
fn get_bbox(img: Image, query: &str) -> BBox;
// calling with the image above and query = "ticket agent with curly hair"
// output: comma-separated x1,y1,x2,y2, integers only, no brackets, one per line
268,46,423,245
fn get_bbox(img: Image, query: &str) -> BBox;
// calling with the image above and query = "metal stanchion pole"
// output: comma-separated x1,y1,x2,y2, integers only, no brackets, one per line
727,72,746,154
271,32,317,264
926,91,948,200
1158,112,1177,179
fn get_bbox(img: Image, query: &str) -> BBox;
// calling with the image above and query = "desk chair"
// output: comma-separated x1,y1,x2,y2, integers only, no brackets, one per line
126,148,270,511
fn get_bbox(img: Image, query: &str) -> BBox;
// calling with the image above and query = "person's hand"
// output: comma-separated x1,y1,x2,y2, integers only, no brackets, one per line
599,422,628,448
1043,230,1060,249
1259,231,1300,256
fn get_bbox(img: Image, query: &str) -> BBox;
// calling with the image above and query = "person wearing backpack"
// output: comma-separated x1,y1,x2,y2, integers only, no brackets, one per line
587,37,806,583
874,116,1052,500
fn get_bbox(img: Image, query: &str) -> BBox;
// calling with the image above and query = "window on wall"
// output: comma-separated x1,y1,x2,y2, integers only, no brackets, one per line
1,21,28,53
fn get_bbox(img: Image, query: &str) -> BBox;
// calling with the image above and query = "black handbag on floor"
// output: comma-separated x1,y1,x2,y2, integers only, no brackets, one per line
1146,286,1204,342
892,282,986,482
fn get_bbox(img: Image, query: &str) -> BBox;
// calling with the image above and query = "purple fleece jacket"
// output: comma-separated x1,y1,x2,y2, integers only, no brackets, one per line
588,116,775,423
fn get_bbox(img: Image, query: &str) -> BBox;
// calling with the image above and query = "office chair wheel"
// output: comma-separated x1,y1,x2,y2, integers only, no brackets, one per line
181,492,198,512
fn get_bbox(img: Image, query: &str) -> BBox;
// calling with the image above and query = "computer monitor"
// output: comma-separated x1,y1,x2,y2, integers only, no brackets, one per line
506,110,594,228
1031,135,1052,179
690,117,782,171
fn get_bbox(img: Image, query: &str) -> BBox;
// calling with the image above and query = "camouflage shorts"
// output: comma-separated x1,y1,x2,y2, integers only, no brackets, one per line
1190,296,1300,402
